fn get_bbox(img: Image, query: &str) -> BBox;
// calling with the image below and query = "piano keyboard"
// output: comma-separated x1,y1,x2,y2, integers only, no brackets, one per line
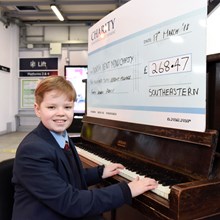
76,146,171,199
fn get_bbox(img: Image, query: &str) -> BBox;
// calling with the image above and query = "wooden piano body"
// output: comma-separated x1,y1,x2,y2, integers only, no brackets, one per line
71,54,220,219
72,116,220,220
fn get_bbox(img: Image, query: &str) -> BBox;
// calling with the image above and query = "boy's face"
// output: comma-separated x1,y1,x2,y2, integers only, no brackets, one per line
34,90,74,134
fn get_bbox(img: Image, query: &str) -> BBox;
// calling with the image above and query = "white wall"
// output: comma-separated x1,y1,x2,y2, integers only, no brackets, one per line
19,25,89,77
207,5,220,55
0,22,19,134
17,26,88,131
0,23,88,134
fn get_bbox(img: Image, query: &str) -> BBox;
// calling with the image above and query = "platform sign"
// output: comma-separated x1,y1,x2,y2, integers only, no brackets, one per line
19,58,58,77
87,0,207,132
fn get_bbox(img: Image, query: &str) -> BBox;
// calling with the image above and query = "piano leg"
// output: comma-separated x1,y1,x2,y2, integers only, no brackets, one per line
111,209,116,220
102,209,116,220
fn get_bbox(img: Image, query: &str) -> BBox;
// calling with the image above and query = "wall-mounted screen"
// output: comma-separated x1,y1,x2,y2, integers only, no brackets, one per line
64,65,87,115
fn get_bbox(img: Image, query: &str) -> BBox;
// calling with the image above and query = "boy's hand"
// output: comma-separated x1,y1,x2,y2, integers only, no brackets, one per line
128,176,158,197
102,163,125,179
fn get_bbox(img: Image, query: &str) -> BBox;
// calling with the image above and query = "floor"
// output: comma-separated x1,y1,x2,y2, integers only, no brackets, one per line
0,132,28,162
0,131,80,162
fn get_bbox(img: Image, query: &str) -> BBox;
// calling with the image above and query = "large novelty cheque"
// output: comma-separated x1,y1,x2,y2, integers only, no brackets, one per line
87,0,207,132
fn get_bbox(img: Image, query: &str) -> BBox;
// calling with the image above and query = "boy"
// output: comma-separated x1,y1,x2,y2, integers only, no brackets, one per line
12,76,157,220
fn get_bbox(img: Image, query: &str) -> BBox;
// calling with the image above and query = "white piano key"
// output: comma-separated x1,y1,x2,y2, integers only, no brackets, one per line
119,169,135,181
151,185,170,199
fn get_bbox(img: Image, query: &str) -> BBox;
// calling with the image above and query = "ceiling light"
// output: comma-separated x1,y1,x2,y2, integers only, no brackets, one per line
50,4,64,21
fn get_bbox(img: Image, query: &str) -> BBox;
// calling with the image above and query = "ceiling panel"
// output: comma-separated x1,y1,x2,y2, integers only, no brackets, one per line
0,0,129,26
1,1,219,28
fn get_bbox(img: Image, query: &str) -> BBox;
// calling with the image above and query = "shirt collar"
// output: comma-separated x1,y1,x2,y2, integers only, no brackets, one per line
50,130,68,149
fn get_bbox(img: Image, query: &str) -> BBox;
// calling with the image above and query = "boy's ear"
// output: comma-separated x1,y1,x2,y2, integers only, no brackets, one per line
34,103,40,118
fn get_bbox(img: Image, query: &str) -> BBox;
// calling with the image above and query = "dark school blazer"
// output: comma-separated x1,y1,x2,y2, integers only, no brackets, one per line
12,122,131,220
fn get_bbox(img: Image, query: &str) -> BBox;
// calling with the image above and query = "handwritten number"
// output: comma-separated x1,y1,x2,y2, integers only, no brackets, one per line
151,63,157,74
181,56,189,71
164,60,170,72
150,55,190,75
174,58,180,72
159,62,164,73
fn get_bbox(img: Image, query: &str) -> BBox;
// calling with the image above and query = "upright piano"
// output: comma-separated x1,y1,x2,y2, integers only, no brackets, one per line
71,54,220,220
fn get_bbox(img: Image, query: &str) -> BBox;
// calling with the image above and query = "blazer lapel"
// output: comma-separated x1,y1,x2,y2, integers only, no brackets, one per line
69,138,87,188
